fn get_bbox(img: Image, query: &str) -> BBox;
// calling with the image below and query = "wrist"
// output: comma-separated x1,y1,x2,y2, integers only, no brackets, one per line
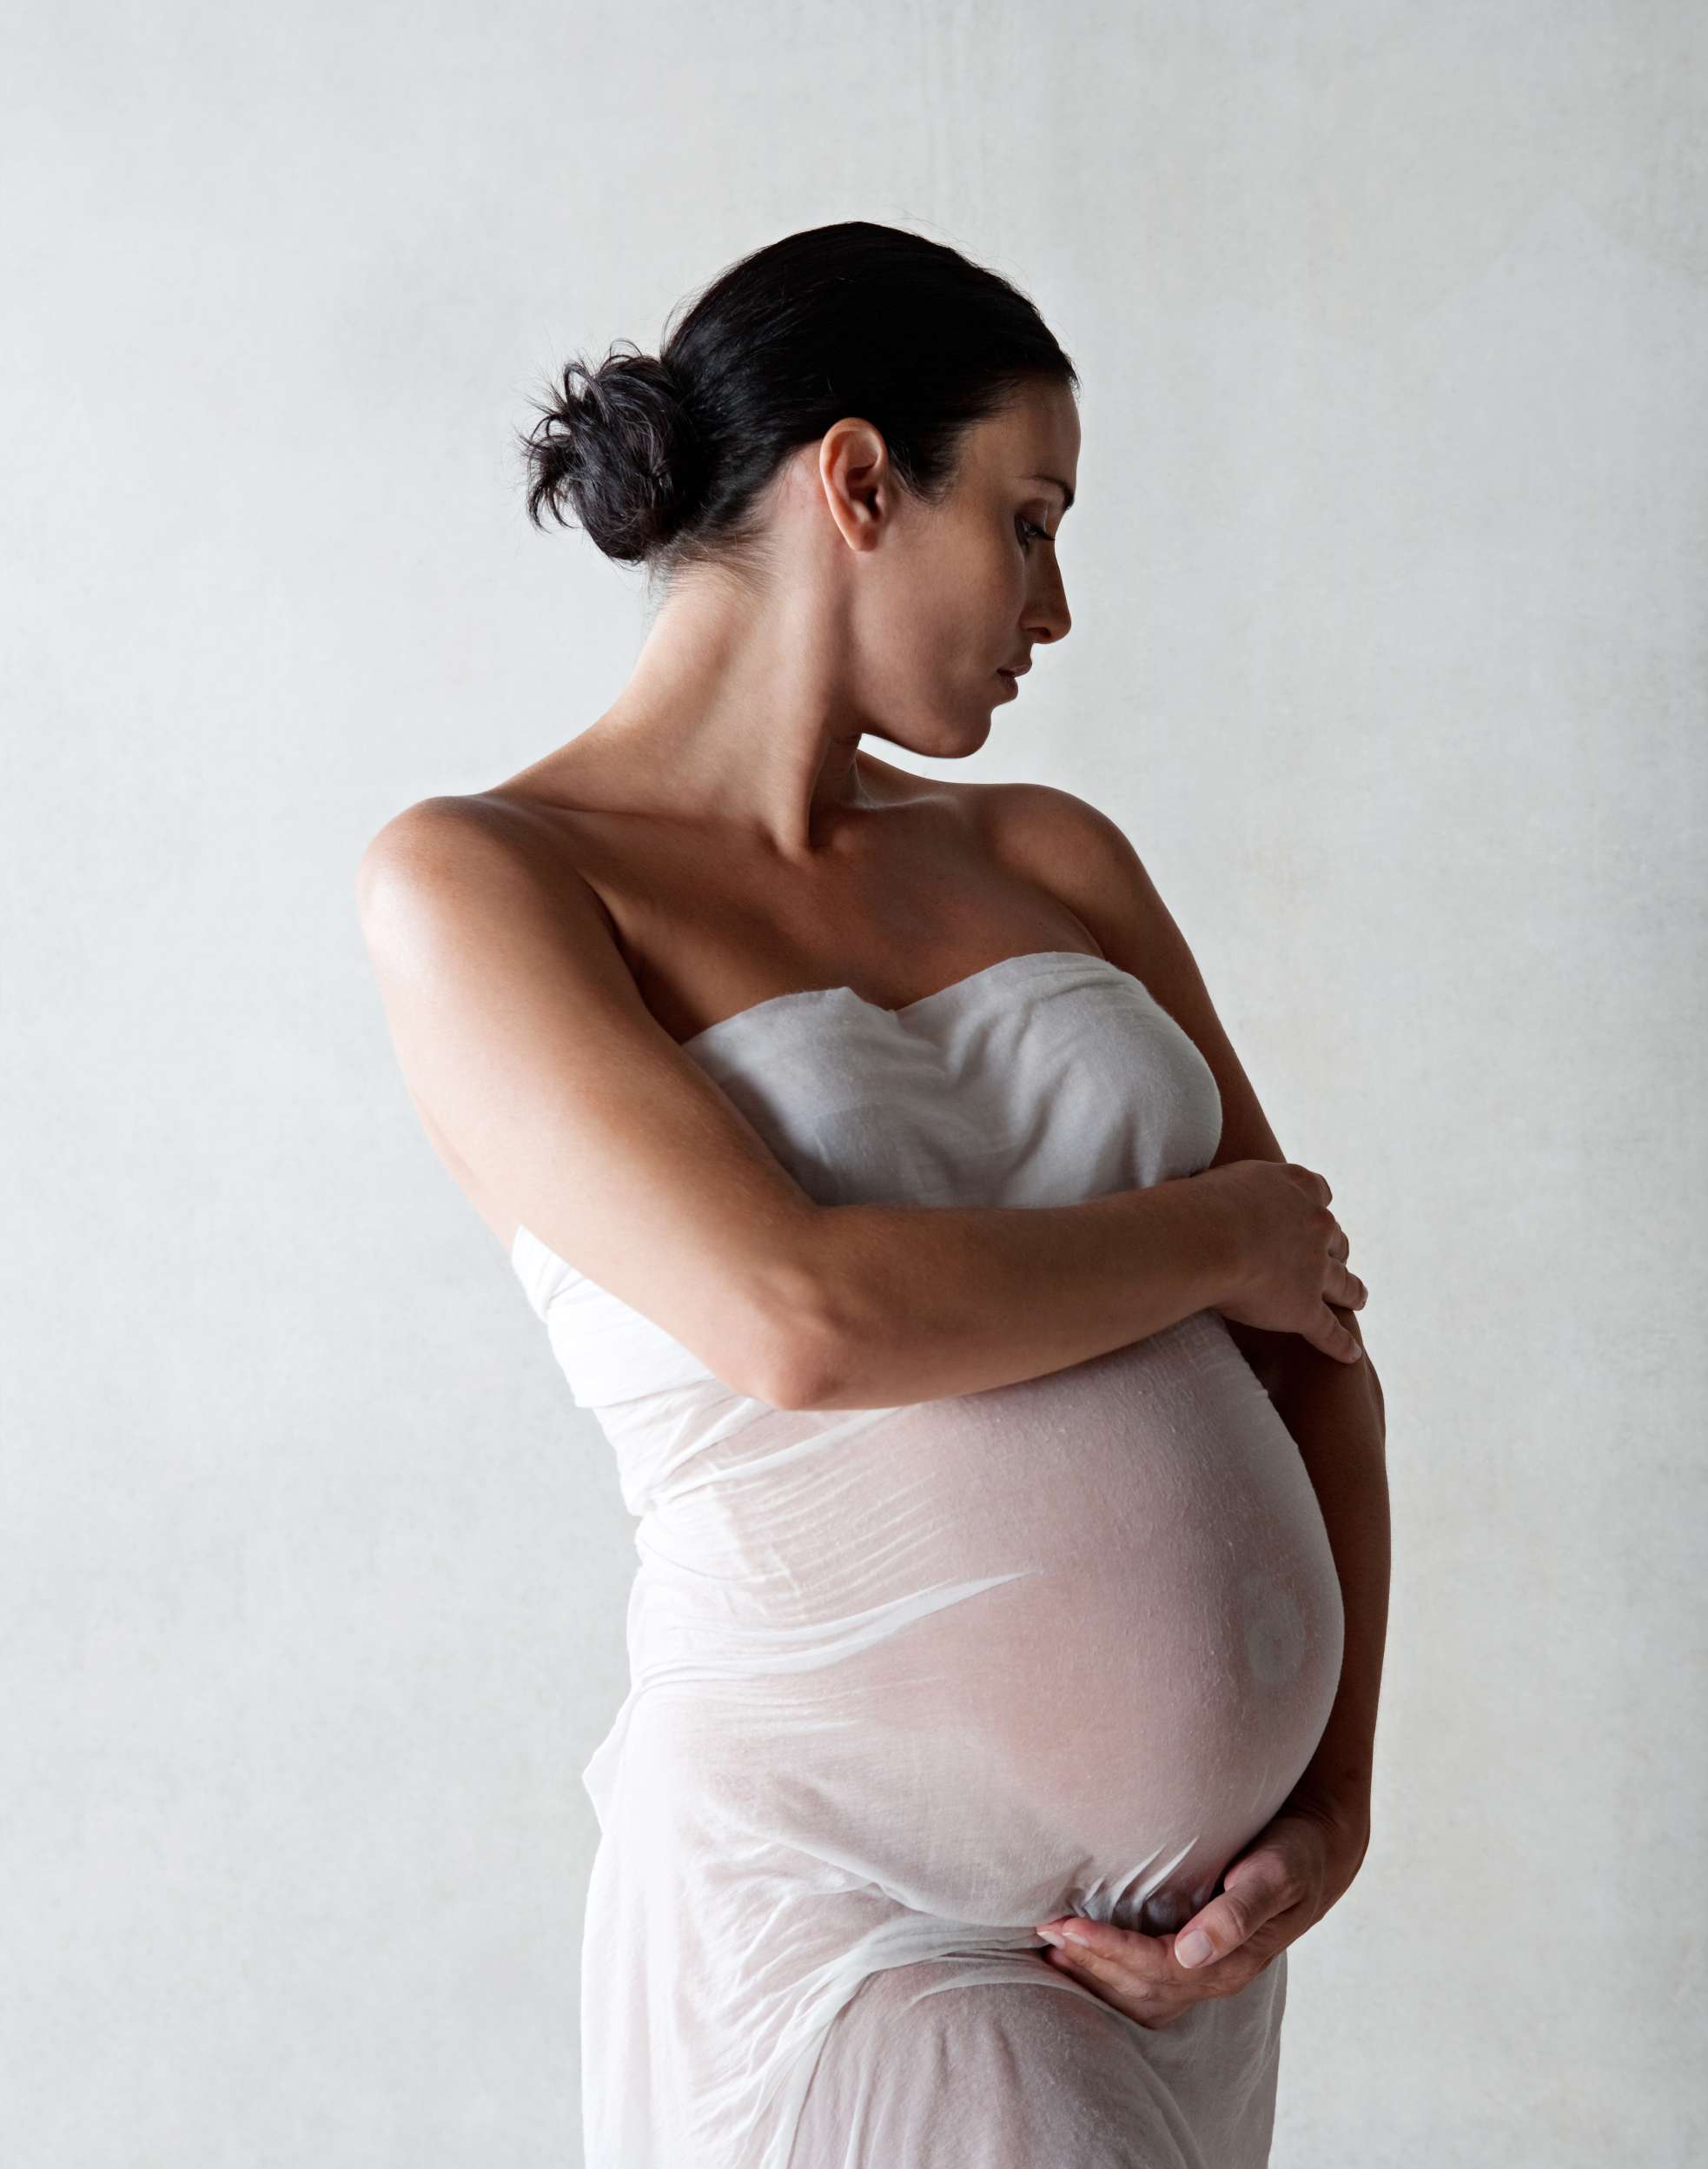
1184,1168,1248,1313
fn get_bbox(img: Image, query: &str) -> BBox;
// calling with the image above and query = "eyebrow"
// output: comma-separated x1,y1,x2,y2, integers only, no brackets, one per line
1025,473,1076,512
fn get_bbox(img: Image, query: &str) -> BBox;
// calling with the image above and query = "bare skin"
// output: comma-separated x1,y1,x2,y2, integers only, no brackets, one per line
357,380,1368,1402
356,373,1388,2027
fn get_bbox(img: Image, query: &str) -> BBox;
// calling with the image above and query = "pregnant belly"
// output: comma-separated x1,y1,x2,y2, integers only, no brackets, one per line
626,1308,1344,1935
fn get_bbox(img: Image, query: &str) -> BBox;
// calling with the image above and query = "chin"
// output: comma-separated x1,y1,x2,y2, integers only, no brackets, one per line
864,709,990,761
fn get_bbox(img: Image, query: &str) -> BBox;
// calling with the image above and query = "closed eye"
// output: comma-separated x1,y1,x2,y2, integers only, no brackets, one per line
1016,517,1050,552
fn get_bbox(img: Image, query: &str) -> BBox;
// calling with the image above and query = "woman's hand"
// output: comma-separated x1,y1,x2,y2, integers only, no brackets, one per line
1030,1798,1369,2029
1199,1159,1368,1365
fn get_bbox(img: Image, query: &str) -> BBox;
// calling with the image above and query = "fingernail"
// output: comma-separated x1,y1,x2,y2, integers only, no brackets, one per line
1175,1930,1215,1968
1035,1927,1065,1947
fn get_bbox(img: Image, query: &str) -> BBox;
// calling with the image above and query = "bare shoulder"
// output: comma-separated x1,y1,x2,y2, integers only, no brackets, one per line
976,779,1374,1390
969,779,1160,945
358,791,504,905
354,792,639,1158
975,777,1283,1162
358,789,545,892
355,791,615,953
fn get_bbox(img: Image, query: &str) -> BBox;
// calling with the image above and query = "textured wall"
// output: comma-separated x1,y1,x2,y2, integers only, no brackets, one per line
5,2,1704,2162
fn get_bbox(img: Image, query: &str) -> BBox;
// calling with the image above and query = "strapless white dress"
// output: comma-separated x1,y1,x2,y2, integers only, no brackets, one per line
508,951,1345,2169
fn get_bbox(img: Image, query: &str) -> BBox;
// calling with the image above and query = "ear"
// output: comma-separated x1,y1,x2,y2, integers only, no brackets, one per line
818,418,894,553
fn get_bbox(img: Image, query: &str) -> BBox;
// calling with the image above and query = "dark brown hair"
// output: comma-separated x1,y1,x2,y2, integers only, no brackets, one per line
517,220,1078,586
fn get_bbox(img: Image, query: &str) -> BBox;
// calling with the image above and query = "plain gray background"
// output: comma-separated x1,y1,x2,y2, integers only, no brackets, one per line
6,3,1705,2162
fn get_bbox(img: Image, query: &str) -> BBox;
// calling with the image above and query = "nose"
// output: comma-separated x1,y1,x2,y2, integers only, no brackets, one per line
1025,566,1071,648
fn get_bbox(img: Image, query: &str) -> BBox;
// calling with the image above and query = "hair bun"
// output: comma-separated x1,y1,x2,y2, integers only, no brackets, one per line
521,342,702,562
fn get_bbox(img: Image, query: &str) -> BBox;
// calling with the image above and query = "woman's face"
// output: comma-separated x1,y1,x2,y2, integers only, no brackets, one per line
835,376,1079,755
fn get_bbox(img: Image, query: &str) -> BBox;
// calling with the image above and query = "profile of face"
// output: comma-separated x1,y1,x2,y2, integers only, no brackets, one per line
776,376,1080,758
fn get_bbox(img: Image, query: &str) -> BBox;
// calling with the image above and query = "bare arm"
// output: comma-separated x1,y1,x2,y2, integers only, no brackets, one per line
989,780,1389,1833
978,781,1385,1392
1270,1316,1389,1844
790,1177,1243,1406
356,799,1273,1411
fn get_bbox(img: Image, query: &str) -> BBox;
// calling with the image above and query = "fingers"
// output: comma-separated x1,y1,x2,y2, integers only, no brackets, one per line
1033,1919,1190,2028
1034,1919,1172,1984
1292,1164,1333,1208
1310,1308,1365,1363
1334,1261,1367,1308
1170,1851,1300,1970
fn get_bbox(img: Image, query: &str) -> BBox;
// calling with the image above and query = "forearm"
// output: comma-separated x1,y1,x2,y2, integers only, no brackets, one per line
1269,1312,1390,1840
789,1177,1237,1409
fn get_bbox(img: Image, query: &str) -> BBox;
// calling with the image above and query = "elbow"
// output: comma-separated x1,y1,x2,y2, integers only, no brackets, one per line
733,1256,859,1413
751,1350,828,1414
742,1303,846,1413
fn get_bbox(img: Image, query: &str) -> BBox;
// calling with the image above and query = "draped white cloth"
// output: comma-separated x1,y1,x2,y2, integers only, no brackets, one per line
509,950,1344,2168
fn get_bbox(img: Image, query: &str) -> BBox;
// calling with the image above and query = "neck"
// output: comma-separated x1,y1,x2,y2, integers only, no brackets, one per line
585,562,879,862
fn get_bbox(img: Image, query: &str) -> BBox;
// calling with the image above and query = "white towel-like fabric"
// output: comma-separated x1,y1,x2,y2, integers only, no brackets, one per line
509,950,1344,2168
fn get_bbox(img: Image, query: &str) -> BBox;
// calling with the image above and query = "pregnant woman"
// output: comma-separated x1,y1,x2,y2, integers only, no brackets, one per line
357,221,1390,2168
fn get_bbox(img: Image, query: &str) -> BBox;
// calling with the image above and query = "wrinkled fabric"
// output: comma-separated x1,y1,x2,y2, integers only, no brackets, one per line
509,951,1344,2168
